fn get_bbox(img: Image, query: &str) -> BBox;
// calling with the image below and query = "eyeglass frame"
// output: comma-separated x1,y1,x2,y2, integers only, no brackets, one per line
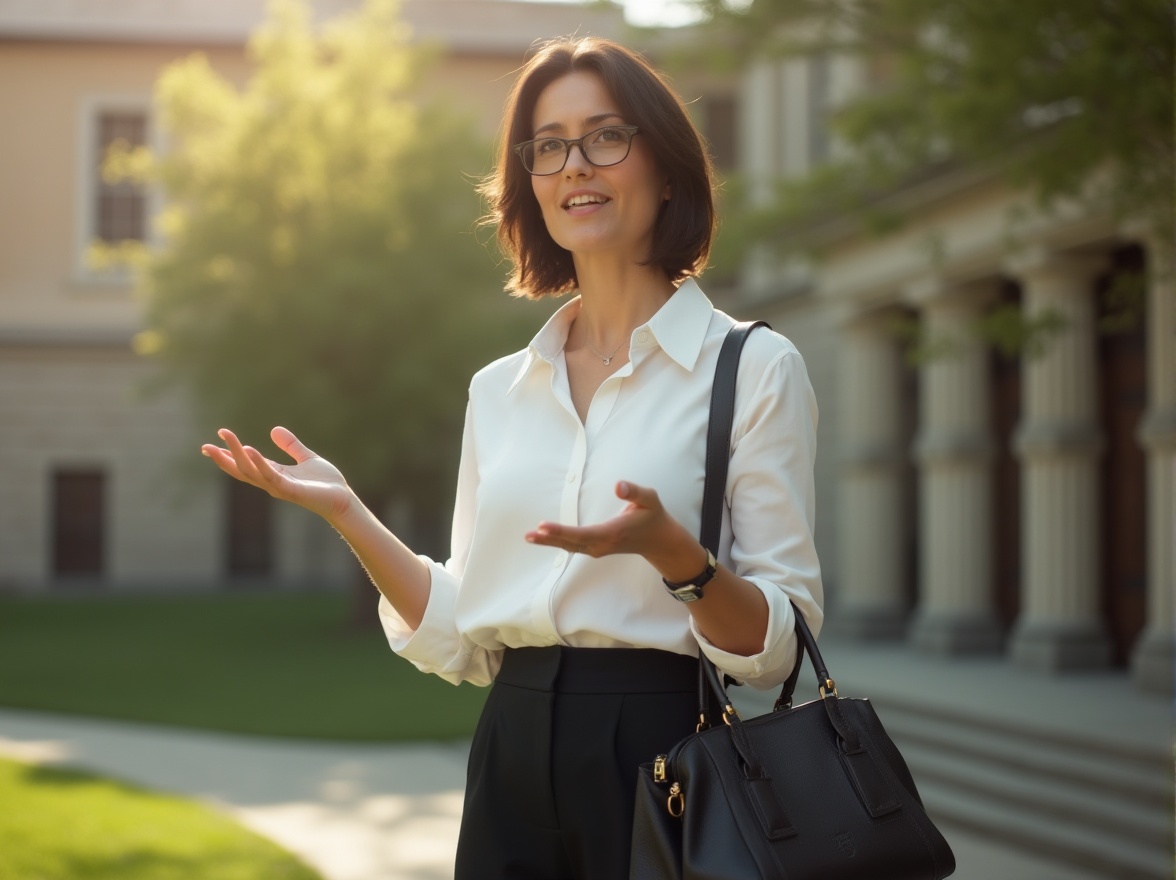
512,124,641,176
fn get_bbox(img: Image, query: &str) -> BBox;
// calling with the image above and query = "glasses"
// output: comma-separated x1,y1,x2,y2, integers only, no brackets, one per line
513,124,640,176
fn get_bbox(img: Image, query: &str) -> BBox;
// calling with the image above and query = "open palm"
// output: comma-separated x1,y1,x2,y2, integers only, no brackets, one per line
202,426,356,523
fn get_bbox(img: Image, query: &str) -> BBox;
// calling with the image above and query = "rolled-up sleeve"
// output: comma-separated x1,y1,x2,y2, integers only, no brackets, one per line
692,346,823,689
377,402,500,687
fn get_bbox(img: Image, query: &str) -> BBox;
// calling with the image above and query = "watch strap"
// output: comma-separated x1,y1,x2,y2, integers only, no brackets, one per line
663,548,717,600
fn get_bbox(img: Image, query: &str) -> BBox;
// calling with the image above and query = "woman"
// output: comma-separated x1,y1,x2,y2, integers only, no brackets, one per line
203,35,822,880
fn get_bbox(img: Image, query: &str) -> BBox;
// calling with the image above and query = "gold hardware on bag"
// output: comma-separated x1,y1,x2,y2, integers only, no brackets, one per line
721,703,740,726
667,782,684,817
653,754,667,783
819,678,839,699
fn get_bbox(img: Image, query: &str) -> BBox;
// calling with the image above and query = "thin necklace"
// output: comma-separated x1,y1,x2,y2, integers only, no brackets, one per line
586,337,627,365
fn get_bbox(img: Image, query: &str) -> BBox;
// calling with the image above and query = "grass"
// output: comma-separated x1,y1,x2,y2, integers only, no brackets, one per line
0,756,322,880
0,592,486,741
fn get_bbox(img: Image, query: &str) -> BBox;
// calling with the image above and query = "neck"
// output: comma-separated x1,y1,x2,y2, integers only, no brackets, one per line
571,259,676,350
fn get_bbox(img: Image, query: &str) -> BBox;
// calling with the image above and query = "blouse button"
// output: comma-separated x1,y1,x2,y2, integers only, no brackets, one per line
566,471,577,483
636,330,650,344
554,551,568,567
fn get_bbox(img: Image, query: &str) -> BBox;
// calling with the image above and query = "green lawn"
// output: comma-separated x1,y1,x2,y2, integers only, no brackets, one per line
0,592,486,741
0,756,322,880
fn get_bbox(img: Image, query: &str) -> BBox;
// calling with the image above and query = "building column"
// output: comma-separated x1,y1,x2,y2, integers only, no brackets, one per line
1008,251,1111,671
908,281,1003,653
831,311,910,638
738,59,784,295
1131,232,1176,693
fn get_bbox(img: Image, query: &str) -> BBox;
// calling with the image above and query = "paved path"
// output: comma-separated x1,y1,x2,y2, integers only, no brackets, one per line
0,709,466,880
0,699,1120,880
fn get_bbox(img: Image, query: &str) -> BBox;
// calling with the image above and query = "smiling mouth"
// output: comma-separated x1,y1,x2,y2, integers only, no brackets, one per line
563,194,610,209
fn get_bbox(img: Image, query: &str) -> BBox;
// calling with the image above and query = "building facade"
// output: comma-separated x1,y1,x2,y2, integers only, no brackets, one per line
725,53,1173,694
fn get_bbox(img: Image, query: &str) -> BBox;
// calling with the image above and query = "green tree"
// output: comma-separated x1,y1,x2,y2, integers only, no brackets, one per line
112,0,535,621
698,0,1173,254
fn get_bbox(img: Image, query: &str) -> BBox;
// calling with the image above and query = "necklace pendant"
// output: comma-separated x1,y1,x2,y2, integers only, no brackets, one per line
602,356,612,365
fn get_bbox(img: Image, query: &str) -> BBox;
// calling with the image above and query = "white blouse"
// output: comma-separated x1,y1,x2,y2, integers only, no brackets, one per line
379,279,823,689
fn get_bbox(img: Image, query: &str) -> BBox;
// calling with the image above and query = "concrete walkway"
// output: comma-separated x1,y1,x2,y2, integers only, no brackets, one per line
1,632,1169,879
0,709,466,880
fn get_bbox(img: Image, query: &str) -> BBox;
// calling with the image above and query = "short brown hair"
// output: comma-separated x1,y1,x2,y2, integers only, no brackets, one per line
480,36,717,299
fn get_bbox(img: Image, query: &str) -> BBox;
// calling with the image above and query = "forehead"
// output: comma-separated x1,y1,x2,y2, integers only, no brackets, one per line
531,71,622,135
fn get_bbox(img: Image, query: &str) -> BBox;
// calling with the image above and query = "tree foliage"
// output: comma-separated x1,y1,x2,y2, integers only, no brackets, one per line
698,0,1174,252
114,0,536,552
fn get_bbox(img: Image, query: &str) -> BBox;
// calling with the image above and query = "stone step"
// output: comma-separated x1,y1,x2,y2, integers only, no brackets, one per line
920,775,1172,880
904,739,1169,849
870,693,1168,768
874,698,1173,879
877,702,1170,809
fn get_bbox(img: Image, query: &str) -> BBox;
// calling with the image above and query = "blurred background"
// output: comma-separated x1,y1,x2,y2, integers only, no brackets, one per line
0,1,1171,877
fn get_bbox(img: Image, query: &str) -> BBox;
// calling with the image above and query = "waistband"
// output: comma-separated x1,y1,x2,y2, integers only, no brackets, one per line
496,646,699,694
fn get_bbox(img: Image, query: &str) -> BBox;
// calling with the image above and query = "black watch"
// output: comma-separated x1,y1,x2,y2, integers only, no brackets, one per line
662,548,717,603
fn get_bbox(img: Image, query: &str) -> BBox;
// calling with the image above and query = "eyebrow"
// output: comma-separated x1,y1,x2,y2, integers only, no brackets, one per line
533,112,625,137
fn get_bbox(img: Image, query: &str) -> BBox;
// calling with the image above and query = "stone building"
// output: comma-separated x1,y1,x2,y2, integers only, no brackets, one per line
723,53,1173,694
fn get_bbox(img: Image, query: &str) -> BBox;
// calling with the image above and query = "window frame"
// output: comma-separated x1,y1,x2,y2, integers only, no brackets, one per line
74,96,160,284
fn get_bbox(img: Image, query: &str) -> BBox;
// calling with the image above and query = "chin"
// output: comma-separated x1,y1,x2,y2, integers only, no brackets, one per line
558,230,639,258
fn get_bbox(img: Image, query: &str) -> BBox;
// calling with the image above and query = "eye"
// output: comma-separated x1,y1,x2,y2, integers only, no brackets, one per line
534,138,565,156
593,126,626,143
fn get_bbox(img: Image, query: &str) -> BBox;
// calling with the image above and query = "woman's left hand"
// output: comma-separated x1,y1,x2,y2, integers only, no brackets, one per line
528,480,769,655
525,481,680,561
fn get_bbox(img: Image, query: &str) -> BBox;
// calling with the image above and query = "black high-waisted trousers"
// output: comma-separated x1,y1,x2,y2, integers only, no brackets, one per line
454,645,698,880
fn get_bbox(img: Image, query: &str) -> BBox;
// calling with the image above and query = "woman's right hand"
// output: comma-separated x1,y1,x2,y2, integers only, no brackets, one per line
201,426,356,524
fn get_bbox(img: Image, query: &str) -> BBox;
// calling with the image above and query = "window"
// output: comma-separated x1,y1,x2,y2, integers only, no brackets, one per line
52,470,106,581
94,111,149,244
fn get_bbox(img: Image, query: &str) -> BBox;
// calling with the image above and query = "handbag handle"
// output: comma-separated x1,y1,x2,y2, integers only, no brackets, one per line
697,337,905,820
697,322,824,721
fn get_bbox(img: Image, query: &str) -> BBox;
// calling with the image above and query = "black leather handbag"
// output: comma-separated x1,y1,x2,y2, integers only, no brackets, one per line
629,322,956,880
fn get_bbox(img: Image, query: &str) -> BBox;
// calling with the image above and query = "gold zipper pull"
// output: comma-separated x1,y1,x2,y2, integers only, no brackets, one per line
653,754,668,783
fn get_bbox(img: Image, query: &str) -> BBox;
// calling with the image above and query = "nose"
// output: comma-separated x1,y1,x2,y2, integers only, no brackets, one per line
562,141,594,176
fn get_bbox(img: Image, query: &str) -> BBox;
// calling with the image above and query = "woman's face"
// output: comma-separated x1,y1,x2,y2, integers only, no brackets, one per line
528,71,670,267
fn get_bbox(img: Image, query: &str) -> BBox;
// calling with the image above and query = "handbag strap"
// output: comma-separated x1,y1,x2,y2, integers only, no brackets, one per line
699,322,765,554
697,322,776,724
697,320,806,723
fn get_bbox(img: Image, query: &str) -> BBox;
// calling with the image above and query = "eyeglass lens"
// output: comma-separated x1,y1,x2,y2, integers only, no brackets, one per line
520,126,635,175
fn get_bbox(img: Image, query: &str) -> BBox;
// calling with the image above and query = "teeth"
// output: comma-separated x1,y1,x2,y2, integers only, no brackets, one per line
565,194,607,207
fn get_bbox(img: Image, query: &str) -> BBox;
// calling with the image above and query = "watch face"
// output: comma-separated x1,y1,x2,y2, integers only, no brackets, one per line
672,586,703,603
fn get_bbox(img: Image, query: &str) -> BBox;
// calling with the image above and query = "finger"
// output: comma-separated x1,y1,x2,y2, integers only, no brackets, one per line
526,522,609,554
245,446,287,491
218,429,265,483
201,444,249,481
271,426,319,464
616,480,659,508
525,522,578,548
527,533,591,554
